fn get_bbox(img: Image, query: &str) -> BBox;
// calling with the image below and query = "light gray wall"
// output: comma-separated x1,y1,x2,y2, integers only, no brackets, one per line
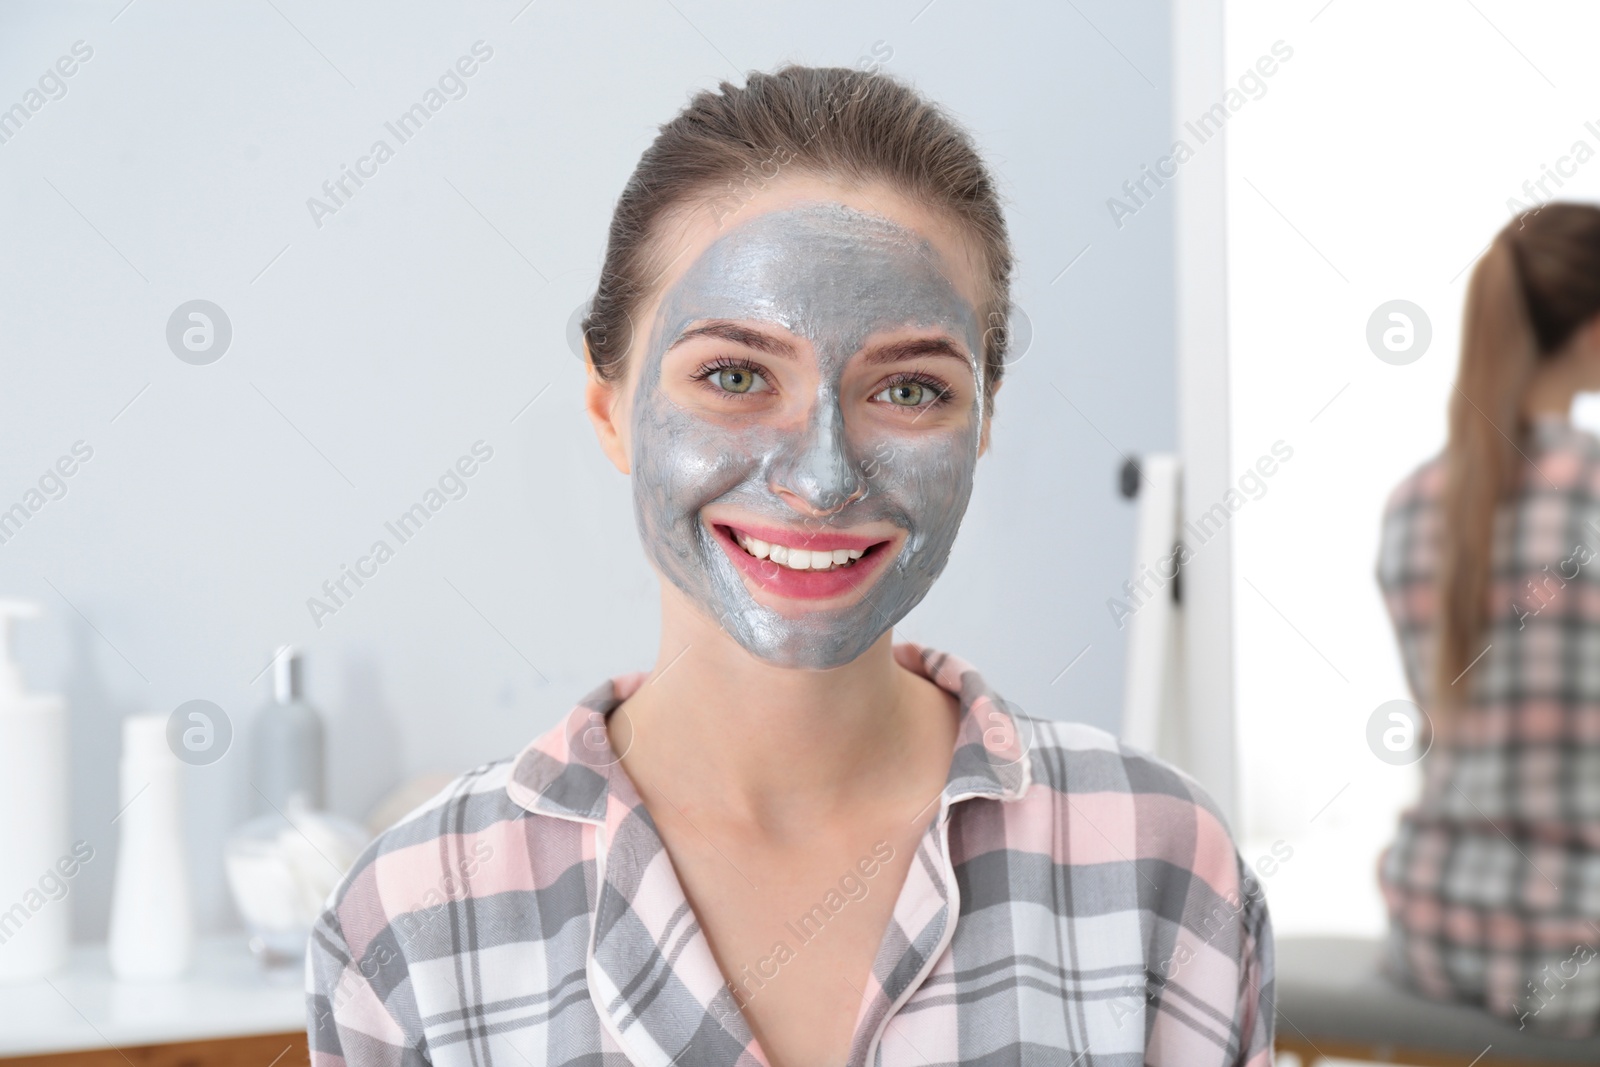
0,0,1175,940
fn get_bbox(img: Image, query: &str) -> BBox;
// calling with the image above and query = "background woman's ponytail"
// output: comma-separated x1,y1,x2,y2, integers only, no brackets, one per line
1434,234,1539,711
1433,204,1600,712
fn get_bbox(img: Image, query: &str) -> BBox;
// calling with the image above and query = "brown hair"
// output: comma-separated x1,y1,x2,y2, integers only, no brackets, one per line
581,64,1014,417
1434,202,1600,709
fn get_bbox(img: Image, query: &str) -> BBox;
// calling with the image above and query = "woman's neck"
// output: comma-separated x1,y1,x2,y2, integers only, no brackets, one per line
1518,335,1600,422
1520,375,1573,422
612,582,954,833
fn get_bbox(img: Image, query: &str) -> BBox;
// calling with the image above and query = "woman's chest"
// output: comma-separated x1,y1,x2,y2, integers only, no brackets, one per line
405,894,1147,1067
663,824,919,1066
403,827,1173,1067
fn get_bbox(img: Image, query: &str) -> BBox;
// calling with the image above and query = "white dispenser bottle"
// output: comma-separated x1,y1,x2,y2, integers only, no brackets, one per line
107,714,194,980
0,600,70,982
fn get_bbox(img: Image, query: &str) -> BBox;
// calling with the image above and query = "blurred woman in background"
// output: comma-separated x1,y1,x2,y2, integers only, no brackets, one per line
1377,202,1600,1035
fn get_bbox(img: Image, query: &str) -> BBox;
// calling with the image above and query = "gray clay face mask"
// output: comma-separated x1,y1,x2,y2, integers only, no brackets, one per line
629,201,985,670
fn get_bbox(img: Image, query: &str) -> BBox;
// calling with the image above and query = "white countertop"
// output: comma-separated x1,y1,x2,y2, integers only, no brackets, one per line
0,936,305,1056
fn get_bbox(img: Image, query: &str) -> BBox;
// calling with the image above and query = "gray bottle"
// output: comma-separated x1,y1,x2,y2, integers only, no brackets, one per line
250,645,326,815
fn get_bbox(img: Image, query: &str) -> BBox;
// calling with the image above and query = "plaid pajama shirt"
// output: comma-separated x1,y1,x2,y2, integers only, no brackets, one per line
1377,417,1600,1035
306,642,1274,1065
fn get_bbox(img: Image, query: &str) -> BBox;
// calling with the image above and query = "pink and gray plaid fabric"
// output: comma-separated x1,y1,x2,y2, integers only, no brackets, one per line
306,642,1274,1065
1377,417,1600,1034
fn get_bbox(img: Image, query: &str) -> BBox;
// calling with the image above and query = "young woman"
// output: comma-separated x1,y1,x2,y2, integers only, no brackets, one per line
1377,202,1600,1035
307,66,1273,1066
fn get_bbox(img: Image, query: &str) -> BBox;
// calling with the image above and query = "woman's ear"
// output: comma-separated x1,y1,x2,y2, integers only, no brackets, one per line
584,346,631,475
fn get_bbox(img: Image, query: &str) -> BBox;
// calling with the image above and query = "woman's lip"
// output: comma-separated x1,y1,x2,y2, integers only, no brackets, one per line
710,520,892,554
708,522,897,603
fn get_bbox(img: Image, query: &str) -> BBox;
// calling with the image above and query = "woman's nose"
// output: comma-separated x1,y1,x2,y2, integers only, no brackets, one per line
768,399,867,517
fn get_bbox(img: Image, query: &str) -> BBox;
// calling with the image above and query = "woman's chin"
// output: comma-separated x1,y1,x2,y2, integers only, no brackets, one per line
726,629,883,672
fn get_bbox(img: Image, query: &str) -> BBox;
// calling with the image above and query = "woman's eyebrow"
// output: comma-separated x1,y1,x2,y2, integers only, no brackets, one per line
860,337,971,366
666,322,971,366
667,320,798,358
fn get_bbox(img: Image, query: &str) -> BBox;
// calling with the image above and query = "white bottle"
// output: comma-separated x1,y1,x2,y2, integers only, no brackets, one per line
107,715,194,980
0,600,70,982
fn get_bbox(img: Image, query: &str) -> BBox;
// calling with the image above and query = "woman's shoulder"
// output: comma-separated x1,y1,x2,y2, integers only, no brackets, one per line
1380,422,1600,515
1012,711,1242,854
993,711,1268,958
318,753,571,925
913,643,1241,852
1380,449,1447,518
1529,420,1600,488
363,756,528,848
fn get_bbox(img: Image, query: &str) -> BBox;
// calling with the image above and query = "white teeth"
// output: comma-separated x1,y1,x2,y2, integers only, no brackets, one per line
732,530,869,572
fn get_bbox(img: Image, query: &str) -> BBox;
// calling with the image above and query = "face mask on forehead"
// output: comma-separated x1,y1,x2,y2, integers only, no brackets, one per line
629,200,985,670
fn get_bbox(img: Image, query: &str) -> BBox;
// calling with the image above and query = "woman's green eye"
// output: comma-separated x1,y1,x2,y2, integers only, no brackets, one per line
886,382,927,406
713,367,758,393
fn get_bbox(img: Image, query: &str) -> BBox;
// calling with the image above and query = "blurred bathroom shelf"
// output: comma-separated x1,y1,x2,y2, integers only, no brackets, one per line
0,935,304,1059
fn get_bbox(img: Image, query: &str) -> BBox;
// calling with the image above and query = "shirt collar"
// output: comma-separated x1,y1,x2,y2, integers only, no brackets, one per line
505,641,1033,822
505,641,1033,1065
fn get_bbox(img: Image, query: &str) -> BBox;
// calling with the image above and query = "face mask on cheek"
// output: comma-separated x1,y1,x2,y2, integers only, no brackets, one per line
628,202,985,670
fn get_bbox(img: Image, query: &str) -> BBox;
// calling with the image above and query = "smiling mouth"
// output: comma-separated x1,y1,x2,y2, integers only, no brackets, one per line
712,523,892,573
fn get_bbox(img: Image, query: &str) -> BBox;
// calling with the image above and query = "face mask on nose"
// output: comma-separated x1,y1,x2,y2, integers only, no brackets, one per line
629,201,985,670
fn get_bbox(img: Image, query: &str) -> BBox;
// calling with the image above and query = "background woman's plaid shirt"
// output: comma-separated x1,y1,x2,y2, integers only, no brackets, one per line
1377,417,1600,1034
306,642,1273,1065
